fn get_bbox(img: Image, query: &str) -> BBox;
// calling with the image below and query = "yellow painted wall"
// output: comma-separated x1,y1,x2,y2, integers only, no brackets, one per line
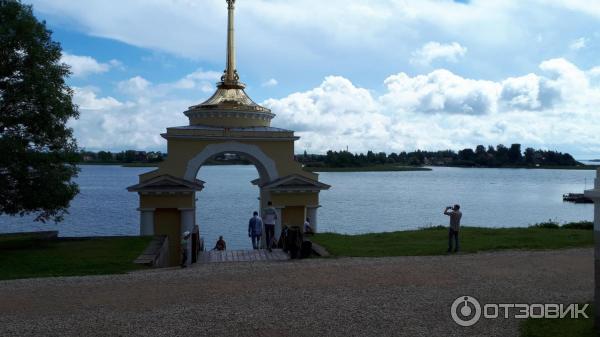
282,206,305,228
135,129,326,255
139,137,318,183
271,193,318,206
141,194,195,209
189,116,270,128
154,208,181,267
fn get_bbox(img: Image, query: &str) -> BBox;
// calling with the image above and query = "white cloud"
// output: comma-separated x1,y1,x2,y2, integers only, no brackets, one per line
69,69,230,150
264,76,392,152
31,0,600,85
261,78,278,87
264,58,600,154
381,69,498,115
542,0,600,19
185,70,222,82
410,42,467,66
108,59,125,70
72,87,122,110
67,58,600,156
500,73,558,111
116,70,220,101
569,37,587,50
172,70,221,92
70,86,190,151
60,52,119,77
116,76,151,98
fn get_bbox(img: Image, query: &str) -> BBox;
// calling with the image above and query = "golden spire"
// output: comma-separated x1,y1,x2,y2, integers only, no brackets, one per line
220,0,243,88
184,0,274,127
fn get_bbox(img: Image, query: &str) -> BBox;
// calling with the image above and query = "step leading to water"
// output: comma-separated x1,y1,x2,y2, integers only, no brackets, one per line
198,249,289,263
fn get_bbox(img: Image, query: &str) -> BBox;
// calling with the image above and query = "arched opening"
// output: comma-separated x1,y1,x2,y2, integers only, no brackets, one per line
195,153,265,250
185,142,280,251
184,141,278,183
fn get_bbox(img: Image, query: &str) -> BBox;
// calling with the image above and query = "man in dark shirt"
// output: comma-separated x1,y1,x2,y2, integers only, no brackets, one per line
214,236,226,251
248,211,263,249
444,204,462,253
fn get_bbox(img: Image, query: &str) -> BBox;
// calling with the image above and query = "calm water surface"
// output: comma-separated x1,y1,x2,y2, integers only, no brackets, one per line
0,165,594,249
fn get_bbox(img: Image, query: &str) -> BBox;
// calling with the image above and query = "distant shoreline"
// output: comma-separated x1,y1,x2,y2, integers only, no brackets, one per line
76,162,599,171
304,165,431,172
437,164,599,171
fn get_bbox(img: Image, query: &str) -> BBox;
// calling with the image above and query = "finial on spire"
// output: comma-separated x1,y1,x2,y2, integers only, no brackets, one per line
220,0,243,88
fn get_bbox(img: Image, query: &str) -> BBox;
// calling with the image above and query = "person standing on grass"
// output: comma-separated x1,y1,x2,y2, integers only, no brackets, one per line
262,201,278,252
248,211,263,249
181,231,191,268
444,204,462,253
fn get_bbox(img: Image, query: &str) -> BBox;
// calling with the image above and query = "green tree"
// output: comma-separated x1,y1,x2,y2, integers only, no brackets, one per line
97,151,113,162
457,148,474,160
524,147,536,165
508,143,523,164
0,0,79,222
495,144,509,164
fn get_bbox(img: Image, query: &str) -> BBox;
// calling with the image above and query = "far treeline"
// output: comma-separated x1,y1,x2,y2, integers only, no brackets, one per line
78,150,165,164
77,150,248,165
77,144,582,169
298,144,582,169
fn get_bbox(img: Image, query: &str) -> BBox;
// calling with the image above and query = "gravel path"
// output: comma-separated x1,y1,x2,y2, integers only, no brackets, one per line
0,248,593,337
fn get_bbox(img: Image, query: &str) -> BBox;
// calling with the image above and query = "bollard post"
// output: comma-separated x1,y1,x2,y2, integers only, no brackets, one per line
585,168,600,329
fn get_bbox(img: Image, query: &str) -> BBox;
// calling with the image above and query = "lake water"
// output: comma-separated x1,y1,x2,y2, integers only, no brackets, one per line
0,165,594,250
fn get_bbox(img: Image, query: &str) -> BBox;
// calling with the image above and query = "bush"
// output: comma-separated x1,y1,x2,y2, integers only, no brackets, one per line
529,221,560,229
420,225,447,230
562,221,593,230
529,220,593,230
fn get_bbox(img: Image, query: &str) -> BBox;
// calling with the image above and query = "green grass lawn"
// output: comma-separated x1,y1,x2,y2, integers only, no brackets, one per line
304,164,432,172
520,304,595,337
311,226,593,257
0,236,152,281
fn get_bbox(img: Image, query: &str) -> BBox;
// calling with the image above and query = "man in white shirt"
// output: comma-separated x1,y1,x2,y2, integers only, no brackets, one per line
262,201,278,252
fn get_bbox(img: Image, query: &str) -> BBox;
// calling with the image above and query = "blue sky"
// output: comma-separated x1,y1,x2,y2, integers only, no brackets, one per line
26,0,600,157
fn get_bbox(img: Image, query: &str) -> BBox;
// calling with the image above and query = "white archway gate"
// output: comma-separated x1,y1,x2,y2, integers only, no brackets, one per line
128,0,329,267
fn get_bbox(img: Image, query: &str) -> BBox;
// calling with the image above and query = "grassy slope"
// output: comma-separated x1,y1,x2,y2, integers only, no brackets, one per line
311,227,593,257
0,237,152,281
520,304,595,337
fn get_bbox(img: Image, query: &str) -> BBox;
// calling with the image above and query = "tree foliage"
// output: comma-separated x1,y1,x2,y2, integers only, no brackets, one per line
298,144,581,169
0,0,79,222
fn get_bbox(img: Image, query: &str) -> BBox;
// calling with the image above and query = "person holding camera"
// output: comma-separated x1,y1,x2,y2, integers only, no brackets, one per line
444,204,462,253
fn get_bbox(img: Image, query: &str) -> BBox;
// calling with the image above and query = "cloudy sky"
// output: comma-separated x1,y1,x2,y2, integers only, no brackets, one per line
27,0,600,157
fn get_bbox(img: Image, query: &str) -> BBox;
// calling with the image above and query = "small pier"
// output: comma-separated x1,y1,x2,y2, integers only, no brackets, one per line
198,249,289,264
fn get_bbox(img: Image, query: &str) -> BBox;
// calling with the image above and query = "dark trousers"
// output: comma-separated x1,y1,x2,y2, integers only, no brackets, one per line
448,229,459,252
265,224,275,249
251,235,261,249
181,250,188,267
